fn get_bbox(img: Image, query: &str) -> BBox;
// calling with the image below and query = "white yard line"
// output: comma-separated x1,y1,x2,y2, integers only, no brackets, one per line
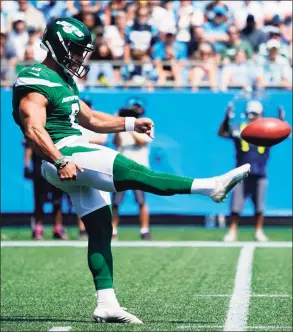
246,326,293,330
251,294,292,298
1,240,292,248
193,294,292,298
224,245,255,332
177,325,223,330
48,327,72,332
178,325,292,331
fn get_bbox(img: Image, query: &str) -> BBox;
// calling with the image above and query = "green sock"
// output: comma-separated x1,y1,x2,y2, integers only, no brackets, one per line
82,205,113,290
113,153,193,195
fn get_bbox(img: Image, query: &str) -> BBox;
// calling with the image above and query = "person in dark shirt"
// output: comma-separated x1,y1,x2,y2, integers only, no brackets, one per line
241,14,266,53
24,139,67,240
124,6,158,61
218,100,285,242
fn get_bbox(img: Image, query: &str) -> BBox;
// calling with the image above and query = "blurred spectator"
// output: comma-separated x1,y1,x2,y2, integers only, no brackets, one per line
188,25,215,57
27,27,47,62
259,27,291,61
1,0,18,24
256,40,292,89
104,0,128,26
263,1,292,26
73,1,103,33
79,12,101,39
205,1,230,23
88,36,115,86
189,42,218,91
221,25,253,63
23,44,35,62
0,32,17,63
9,0,46,33
231,0,264,30
203,5,229,53
125,2,137,27
0,32,17,82
67,0,101,17
105,11,127,82
121,50,157,89
15,42,38,74
148,0,175,32
124,6,158,61
176,0,195,43
240,15,266,53
153,28,187,85
6,15,29,61
36,0,67,21
221,49,257,91
0,1,9,34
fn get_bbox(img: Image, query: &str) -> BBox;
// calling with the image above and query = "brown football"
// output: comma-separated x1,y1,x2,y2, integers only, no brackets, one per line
240,118,292,147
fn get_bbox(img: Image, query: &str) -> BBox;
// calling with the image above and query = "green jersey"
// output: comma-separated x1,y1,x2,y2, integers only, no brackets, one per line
12,63,82,144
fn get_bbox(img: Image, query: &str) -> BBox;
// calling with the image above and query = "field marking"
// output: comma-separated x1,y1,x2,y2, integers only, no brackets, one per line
246,326,293,330
224,245,254,331
177,326,292,331
1,240,292,248
193,294,292,298
177,325,223,330
48,327,72,332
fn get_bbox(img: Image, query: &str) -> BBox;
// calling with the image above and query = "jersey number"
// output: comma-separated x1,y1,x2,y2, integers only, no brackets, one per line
70,103,80,129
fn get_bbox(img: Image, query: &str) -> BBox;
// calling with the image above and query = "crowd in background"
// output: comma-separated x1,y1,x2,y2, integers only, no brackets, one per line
1,0,292,90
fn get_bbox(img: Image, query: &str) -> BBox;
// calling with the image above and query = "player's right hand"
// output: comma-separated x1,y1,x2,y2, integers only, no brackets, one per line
58,162,84,181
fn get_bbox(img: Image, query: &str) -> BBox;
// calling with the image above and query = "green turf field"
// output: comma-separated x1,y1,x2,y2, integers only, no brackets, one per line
1,227,292,332
1,225,292,241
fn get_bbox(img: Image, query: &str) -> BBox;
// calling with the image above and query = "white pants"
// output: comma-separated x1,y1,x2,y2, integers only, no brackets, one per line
41,136,118,218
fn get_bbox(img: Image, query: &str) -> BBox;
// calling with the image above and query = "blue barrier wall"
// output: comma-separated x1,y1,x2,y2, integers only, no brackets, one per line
1,88,292,216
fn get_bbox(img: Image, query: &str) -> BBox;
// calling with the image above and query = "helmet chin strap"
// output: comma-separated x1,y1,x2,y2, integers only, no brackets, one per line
42,40,74,77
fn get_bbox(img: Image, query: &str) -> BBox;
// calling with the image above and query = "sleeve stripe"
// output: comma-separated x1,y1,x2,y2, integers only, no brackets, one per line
15,77,62,88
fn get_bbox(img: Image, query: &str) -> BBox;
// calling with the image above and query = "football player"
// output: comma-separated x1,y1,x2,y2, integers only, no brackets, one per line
13,18,250,324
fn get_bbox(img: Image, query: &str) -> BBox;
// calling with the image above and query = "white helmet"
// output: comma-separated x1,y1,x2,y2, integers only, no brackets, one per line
246,100,263,115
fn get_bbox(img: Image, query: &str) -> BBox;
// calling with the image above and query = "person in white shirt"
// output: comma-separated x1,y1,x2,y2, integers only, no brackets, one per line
256,40,292,89
231,0,264,30
104,11,127,82
78,98,109,239
8,0,46,33
262,0,292,24
112,99,152,240
6,15,29,60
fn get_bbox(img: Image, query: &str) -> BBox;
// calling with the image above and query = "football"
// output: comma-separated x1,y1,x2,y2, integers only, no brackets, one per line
240,118,292,147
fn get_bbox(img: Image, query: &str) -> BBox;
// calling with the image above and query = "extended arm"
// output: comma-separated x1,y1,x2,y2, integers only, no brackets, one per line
78,100,154,138
78,100,127,133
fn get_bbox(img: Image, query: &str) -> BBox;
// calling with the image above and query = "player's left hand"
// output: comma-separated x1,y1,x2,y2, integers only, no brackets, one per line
134,118,154,139
278,105,285,121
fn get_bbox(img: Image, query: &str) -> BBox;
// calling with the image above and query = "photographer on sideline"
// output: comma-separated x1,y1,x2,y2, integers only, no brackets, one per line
112,98,153,240
77,97,108,239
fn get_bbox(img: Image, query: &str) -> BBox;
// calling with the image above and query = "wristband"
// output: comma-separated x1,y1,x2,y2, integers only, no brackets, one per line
54,156,69,170
125,117,136,132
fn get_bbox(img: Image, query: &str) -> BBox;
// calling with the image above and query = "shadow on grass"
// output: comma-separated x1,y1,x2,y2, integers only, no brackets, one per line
0,316,91,324
147,320,218,324
1,316,219,326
